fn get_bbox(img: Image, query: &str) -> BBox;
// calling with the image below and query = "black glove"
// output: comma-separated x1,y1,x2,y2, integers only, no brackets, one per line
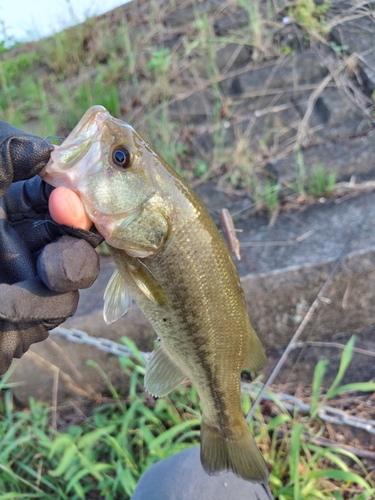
0,122,103,375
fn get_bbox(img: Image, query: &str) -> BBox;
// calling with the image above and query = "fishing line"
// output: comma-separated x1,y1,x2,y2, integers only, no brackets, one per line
246,201,373,422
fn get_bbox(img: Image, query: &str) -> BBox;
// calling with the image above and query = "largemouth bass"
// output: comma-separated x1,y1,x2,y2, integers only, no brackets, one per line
41,105,268,483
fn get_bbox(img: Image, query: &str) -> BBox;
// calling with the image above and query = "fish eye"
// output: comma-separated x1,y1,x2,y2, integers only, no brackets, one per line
111,146,132,170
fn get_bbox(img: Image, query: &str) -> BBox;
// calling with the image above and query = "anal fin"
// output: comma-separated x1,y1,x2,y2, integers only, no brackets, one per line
103,269,132,324
144,342,187,397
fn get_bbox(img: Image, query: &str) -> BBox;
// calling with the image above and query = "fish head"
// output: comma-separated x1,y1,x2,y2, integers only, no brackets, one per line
42,106,171,256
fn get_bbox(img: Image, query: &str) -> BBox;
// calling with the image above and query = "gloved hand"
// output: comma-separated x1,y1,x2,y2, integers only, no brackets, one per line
0,121,103,375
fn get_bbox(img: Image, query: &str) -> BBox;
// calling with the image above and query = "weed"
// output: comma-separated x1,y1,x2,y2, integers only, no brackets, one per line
147,48,171,80
38,19,97,77
306,164,336,198
225,140,259,194
194,159,208,178
0,0,357,217
96,54,131,88
288,146,307,196
310,336,375,418
143,47,175,103
107,23,139,86
281,45,295,56
57,77,121,131
238,0,264,51
263,178,280,217
142,108,187,175
0,52,39,125
0,351,200,498
35,81,58,137
194,14,219,81
0,19,17,52
0,52,37,81
330,42,349,55
256,336,375,498
288,0,331,36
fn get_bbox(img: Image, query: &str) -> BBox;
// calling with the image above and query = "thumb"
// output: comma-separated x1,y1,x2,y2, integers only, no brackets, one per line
49,186,92,230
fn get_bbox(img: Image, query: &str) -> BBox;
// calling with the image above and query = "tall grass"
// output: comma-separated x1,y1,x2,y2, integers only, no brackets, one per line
0,346,200,499
0,337,374,498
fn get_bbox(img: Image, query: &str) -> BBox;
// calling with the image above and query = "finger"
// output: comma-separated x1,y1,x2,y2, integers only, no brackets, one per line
0,321,48,375
0,278,79,323
10,135,53,180
37,235,100,293
5,178,102,253
0,198,36,283
5,177,50,219
0,122,53,196
3,177,68,257
49,186,92,230
61,225,104,248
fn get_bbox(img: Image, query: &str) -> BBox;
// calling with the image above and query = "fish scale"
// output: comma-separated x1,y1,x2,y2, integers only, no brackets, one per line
41,105,269,483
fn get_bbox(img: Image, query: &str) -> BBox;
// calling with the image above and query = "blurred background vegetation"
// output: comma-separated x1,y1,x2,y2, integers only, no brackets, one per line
0,0,354,215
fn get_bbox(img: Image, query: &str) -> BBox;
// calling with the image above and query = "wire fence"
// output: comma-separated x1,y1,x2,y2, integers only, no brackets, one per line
50,326,375,436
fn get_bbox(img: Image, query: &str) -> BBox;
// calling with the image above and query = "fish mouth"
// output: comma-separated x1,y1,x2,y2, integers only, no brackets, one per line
67,105,110,144
40,106,111,184
57,106,110,152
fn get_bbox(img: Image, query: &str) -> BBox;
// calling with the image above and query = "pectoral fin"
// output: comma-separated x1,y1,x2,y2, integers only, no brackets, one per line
107,246,169,308
127,259,169,308
242,327,267,373
103,269,132,324
144,342,188,397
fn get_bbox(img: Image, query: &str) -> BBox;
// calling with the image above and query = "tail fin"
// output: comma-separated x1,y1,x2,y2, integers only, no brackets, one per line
200,419,268,483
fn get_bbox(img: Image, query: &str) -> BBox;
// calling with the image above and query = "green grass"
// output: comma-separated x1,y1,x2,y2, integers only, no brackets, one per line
237,0,267,51
287,0,331,36
57,78,121,132
141,107,188,177
0,349,201,499
263,178,280,218
281,149,336,203
306,164,336,198
255,336,375,499
0,337,374,498
147,48,171,79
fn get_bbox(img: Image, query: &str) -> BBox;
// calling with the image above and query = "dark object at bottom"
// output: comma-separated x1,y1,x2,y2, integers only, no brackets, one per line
131,446,274,500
